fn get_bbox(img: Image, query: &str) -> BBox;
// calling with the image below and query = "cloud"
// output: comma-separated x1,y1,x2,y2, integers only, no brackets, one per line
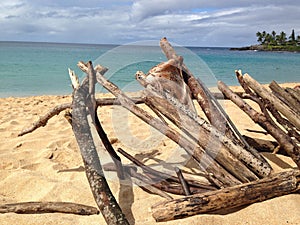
0,0,300,46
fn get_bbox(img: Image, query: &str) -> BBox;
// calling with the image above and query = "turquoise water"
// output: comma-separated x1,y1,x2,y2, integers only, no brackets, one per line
0,41,299,97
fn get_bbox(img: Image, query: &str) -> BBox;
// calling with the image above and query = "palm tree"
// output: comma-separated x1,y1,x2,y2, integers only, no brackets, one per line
289,29,296,45
256,31,263,44
265,33,273,45
261,31,267,44
271,31,276,45
277,31,287,45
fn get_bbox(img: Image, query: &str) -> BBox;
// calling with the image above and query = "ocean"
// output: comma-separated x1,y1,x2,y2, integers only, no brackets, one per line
0,41,299,98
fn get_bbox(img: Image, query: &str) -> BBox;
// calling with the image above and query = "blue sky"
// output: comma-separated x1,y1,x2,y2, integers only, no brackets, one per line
1,0,300,47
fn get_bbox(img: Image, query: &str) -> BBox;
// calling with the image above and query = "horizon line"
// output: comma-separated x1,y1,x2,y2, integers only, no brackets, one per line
0,40,236,49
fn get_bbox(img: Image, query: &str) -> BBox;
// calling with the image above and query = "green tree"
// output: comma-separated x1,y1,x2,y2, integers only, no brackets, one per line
265,33,273,45
256,31,263,44
289,29,296,45
261,31,267,44
271,31,277,45
278,31,287,45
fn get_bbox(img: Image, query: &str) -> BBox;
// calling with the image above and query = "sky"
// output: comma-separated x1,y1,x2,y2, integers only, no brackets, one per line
1,0,300,47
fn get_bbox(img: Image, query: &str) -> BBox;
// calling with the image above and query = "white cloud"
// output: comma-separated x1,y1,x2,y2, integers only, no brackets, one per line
0,0,300,46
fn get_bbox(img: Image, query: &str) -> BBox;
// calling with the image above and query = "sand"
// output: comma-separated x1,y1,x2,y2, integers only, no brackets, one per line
0,84,299,225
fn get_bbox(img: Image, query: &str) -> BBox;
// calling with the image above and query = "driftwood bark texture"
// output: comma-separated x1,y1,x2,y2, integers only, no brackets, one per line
17,93,249,137
159,37,240,143
218,80,300,168
0,202,99,215
269,80,300,114
93,67,242,188
152,169,300,222
243,74,300,130
72,62,129,225
139,81,271,180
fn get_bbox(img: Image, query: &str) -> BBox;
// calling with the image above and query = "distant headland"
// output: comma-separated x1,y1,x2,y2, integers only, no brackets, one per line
230,29,300,52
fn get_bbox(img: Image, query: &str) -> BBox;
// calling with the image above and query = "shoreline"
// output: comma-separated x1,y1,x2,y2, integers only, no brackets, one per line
230,44,300,53
1,82,299,100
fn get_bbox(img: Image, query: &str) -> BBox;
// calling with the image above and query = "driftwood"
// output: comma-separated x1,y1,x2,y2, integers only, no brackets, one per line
71,62,129,224
269,81,300,114
137,77,271,179
286,87,300,102
175,167,191,196
18,103,72,136
117,148,216,191
0,202,99,215
93,67,242,188
16,38,299,224
152,169,300,222
159,37,239,142
18,93,249,137
243,135,287,155
218,80,300,168
80,61,125,179
243,74,300,130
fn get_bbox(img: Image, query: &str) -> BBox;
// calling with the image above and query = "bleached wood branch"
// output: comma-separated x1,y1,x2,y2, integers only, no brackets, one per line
93,65,241,188
68,68,80,90
0,202,99,215
218,81,300,168
243,73,300,130
72,64,129,224
18,103,72,136
139,76,271,179
152,169,300,222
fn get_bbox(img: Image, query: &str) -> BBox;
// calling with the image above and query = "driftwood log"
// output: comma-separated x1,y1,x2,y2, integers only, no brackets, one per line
94,68,246,188
17,93,248,137
15,37,299,224
243,74,300,130
218,80,300,168
138,78,271,179
152,169,300,222
72,62,129,225
0,202,99,215
269,80,300,114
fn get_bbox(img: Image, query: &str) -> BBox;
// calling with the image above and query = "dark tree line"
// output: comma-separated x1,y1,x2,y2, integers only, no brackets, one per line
256,29,300,46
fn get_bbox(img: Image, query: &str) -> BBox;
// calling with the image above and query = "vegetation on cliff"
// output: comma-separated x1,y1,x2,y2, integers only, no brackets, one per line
231,29,300,52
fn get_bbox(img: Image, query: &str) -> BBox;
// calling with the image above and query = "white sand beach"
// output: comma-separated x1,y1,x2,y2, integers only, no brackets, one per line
0,84,299,225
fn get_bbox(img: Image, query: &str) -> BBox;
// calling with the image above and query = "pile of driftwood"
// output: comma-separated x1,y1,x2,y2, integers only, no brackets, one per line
9,37,300,224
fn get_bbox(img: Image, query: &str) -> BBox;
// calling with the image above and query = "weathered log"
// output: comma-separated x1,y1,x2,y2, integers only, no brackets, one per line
175,167,191,196
130,176,174,200
104,161,213,196
266,104,300,143
18,102,72,136
18,93,249,137
159,37,236,140
199,77,251,149
117,148,215,190
140,82,271,179
152,169,300,222
94,67,241,188
72,71,129,224
218,81,300,168
137,58,196,114
269,80,300,114
242,135,287,155
286,87,300,103
243,74,300,130
68,68,80,90
83,61,125,179
0,202,99,215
